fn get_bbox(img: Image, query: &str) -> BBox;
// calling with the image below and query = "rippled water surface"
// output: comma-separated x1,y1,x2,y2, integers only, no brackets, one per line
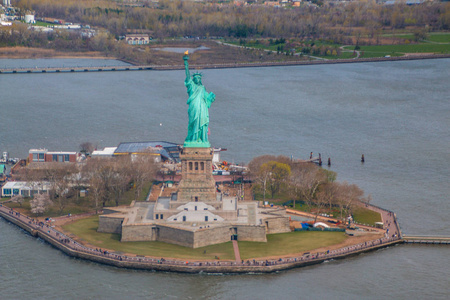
0,59,449,299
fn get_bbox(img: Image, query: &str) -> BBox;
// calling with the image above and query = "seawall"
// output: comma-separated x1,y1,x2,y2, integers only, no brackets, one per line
1,54,449,74
0,203,403,274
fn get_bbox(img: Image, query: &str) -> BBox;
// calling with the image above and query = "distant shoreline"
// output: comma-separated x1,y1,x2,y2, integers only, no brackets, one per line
1,46,449,71
148,54,450,71
2,54,449,75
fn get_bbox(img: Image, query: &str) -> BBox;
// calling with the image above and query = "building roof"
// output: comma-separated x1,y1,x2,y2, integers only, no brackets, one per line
47,151,77,155
2,181,51,190
385,0,424,4
114,141,181,162
91,147,117,157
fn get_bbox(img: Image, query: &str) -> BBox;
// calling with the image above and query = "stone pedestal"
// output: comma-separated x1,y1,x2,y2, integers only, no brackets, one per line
177,147,216,203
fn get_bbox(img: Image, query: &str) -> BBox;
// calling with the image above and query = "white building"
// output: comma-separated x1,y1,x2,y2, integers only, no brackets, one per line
125,34,151,45
25,14,35,24
1,181,50,198
91,147,117,158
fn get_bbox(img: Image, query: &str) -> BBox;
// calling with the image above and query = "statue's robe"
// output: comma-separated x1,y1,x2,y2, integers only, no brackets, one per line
184,78,215,145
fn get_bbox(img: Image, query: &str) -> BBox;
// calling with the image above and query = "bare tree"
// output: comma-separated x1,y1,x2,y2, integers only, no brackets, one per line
83,158,117,211
10,195,25,207
80,142,95,156
290,163,327,213
314,182,339,223
335,181,368,223
125,154,158,201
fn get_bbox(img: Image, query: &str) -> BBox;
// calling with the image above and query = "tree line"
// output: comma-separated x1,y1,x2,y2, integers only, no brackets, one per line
2,1,447,64
248,155,371,223
14,0,450,40
11,149,158,216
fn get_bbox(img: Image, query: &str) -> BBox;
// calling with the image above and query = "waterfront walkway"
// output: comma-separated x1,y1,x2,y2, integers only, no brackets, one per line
0,202,408,274
232,240,241,262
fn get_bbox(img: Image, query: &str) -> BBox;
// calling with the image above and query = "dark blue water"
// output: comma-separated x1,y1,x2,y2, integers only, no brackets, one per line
0,58,449,299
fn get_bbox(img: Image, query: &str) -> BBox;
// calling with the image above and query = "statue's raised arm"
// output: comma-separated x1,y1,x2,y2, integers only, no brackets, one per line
183,52,190,82
182,52,215,148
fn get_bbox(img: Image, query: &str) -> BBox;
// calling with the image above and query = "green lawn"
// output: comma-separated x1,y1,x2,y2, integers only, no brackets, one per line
343,43,450,58
62,216,349,260
337,52,359,59
63,216,235,260
426,33,450,43
238,231,347,259
352,207,382,226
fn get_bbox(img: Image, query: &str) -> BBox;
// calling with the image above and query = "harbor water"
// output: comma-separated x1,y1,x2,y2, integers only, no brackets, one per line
0,58,449,299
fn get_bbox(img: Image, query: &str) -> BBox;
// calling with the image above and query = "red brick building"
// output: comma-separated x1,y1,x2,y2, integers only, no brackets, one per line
28,149,77,163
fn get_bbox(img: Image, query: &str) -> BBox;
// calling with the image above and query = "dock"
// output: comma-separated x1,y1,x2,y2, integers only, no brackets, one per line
402,235,450,245
0,65,158,74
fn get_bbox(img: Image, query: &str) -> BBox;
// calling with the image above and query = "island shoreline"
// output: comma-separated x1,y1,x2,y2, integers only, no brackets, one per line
0,203,403,274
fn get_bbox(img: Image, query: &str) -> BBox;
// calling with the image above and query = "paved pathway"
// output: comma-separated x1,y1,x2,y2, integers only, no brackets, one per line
232,240,241,262
365,203,400,239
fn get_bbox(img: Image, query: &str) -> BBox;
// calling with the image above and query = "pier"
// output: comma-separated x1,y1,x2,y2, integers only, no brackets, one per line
402,235,450,245
0,65,157,74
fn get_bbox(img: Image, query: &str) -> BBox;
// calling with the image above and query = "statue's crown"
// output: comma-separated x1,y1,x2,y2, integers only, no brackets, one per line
193,72,202,77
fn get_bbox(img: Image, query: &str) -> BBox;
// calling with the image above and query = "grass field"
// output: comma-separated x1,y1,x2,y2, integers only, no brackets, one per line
238,231,347,259
62,216,349,260
343,43,450,58
426,33,450,43
63,216,235,260
352,207,382,226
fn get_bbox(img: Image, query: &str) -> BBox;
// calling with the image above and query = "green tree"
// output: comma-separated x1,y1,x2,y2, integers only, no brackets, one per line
260,161,291,199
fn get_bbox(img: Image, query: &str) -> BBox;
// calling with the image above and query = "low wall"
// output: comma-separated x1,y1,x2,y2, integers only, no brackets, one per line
157,224,196,247
192,226,231,248
98,215,124,234
265,216,291,234
121,223,156,242
235,225,266,242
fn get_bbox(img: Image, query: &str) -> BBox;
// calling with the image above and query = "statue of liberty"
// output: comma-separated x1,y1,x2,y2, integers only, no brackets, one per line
183,51,215,148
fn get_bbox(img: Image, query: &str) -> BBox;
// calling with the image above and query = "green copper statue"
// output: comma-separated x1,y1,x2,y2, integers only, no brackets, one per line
183,52,215,148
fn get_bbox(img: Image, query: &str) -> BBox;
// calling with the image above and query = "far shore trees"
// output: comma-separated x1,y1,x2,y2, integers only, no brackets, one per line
3,0,448,64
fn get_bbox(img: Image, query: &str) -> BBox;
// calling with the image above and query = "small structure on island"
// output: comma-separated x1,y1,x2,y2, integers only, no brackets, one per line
98,52,290,248
125,34,151,45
